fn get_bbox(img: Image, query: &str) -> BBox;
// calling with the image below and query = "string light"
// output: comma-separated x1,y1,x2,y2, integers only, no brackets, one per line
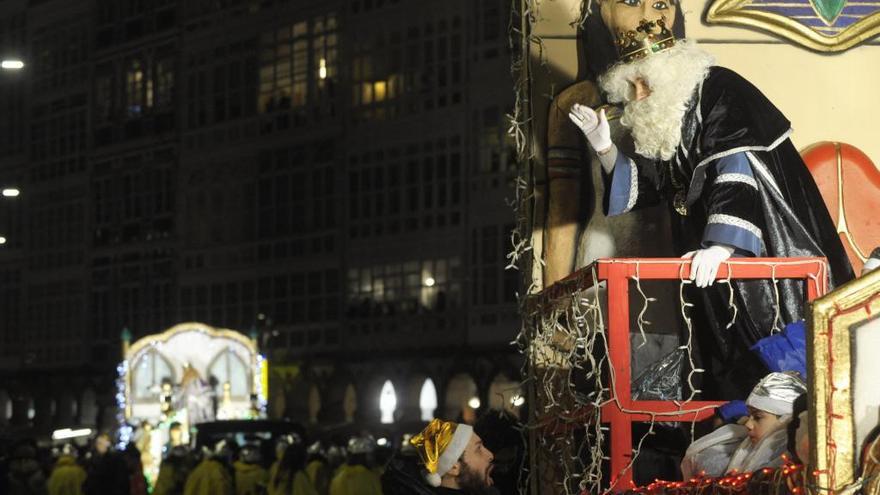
255,354,268,415
521,257,826,494
624,461,807,495
115,360,132,449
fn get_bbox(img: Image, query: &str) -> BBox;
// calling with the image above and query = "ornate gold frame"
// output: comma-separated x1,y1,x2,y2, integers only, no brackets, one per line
707,0,880,52
810,268,880,492
125,321,257,362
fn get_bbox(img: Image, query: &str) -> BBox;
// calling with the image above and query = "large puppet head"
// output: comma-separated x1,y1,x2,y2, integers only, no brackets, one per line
583,0,713,162
579,0,686,81
600,0,679,42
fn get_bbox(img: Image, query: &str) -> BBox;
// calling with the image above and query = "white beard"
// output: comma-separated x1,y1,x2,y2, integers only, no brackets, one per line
599,40,716,161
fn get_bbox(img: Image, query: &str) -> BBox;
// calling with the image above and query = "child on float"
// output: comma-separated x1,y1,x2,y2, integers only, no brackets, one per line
681,371,807,478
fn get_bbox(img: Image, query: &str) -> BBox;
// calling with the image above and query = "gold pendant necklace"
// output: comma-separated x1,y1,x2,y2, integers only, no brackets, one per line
668,161,688,216
673,190,688,216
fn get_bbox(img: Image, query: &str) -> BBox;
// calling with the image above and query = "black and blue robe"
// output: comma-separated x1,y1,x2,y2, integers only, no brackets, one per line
603,66,853,397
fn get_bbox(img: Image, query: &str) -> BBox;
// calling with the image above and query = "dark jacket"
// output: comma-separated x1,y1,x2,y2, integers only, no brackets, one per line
380,453,434,495
82,452,129,495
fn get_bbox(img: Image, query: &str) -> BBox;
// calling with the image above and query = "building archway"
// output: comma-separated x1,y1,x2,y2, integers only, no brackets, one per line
379,380,397,424
357,376,392,424
319,371,358,425
343,383,357,423
268,374,286,419
443,373,479,424
0,390,10,426
55,390,77,426
308,384,321,425
32,395,55,431
79,388,98,427
284,375,312,423
401,373,432,422
488,373,524,416
418,378,438,422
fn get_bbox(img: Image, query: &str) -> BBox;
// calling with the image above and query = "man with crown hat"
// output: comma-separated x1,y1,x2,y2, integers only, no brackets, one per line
568,0,853,397
542,0,687,287
409,419,495,495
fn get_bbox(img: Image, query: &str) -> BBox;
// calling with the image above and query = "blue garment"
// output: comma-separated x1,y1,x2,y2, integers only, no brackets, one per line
607,152,638,216
606,151,762,256
750,320,807,378
716,400,749,423
700,153,762,256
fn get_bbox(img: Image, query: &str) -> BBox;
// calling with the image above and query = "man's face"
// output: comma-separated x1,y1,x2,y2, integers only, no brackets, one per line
600,0,677,36
169,427,182,445
456,433,494,492
744,407,784,445
95,435,111,455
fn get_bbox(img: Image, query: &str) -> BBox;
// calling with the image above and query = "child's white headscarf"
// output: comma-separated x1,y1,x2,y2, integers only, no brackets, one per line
726,372,807,473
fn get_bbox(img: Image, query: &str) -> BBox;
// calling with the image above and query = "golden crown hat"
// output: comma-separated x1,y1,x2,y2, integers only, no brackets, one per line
410,418,474,487
615,17,677,63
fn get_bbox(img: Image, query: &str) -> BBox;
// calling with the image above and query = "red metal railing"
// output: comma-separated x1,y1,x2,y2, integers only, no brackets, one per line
537,257,829,492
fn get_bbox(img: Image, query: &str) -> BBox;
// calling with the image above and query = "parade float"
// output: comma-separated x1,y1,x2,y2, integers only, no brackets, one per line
509,0,880,493
117,322,268,484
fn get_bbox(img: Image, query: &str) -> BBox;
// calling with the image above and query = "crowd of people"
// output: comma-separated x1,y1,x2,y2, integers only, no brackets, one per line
0,410,523,495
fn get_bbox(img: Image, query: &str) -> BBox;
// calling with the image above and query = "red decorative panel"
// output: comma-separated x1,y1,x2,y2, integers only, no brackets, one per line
802,142,880,273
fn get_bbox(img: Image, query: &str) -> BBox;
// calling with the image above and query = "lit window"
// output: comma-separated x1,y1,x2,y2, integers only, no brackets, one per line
259,19,314,113
146,79,154,108
313,15,337,92
373,81,387,102
155,60,174,108
361,83,373,104
126,59,145,116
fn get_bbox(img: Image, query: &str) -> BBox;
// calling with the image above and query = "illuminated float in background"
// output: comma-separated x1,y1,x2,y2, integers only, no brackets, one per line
117,322,268,484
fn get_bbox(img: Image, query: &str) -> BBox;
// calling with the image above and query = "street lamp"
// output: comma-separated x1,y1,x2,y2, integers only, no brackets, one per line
0,187,19,247
1,60,25,70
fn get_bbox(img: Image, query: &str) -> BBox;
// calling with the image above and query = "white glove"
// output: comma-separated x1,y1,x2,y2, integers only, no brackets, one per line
682,244,735,288
568,104,612,155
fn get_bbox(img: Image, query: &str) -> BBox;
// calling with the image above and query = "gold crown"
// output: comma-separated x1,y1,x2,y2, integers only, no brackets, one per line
615,17,676,64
